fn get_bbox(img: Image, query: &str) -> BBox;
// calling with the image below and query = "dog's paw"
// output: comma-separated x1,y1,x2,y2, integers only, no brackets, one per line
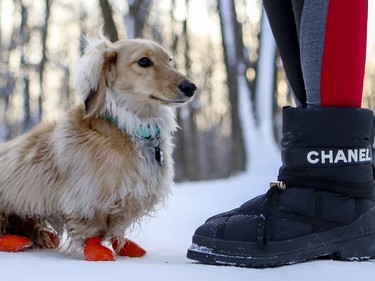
112,239,146,257
0,235,32,252
84,237,116,261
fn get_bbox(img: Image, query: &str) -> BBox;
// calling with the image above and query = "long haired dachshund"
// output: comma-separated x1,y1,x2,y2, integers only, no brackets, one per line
0,35,196,261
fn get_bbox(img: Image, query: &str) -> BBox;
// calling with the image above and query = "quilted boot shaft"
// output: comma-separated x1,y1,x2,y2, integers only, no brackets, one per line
278,106,375,195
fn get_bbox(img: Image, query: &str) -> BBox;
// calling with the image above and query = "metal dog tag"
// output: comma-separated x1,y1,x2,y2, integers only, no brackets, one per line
155,146,164,166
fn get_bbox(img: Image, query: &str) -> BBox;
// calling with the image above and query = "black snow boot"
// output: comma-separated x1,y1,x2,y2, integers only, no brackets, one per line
187,106,375,268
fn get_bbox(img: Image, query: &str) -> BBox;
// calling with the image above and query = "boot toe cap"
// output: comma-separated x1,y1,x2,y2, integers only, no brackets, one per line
195,214,259,242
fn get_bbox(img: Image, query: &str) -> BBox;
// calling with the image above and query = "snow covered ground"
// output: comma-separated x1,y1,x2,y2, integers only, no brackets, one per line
1,146,375,281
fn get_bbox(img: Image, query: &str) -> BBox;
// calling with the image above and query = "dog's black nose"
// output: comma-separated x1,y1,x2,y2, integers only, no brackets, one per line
178,81,197,97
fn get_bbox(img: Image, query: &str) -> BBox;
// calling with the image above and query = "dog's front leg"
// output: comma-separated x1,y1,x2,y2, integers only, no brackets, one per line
65,217,115,261
106,213,146,258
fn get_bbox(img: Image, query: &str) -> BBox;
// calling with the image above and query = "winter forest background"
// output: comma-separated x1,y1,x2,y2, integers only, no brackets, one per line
0,0,375,182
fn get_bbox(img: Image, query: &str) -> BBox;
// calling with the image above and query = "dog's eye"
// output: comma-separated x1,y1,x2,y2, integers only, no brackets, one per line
138,57,153,68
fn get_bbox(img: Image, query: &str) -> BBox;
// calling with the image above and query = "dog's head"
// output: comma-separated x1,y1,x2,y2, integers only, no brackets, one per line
74,36,196,121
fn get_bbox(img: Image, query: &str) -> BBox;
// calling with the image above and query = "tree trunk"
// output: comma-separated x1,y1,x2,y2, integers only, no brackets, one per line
38,0,52,121
217,0,246,172
255,11,277,138
126,0,151,38
99,0,119,42
19,1,31,132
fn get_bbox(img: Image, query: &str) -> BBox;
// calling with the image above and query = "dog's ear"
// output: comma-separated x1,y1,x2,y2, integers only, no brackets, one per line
73,37,117,119
84,51,117,118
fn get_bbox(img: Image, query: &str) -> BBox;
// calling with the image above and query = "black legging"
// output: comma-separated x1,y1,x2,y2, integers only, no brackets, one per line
263,0,367,108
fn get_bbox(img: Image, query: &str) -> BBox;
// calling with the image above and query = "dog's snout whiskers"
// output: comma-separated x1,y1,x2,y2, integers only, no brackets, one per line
178,81,197,98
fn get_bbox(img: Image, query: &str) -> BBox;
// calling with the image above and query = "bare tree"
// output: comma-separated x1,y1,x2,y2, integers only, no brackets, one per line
99,0,119,42
172,0,197,180
38,0,52,121
217,0,247,172
126,0,151,38
254,11,277,138
19,0,31,132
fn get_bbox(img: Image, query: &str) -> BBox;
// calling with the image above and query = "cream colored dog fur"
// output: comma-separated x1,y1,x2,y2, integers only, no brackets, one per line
0,36,196,255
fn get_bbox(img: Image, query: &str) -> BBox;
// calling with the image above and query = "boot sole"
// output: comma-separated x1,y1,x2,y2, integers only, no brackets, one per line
187,208,375,268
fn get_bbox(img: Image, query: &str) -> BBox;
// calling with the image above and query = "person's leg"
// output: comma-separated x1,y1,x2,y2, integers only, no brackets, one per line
301,0,367,107
187,0,375,267
320,0,367,107
262,0,307,106
267,0,367,108
299,0,329,107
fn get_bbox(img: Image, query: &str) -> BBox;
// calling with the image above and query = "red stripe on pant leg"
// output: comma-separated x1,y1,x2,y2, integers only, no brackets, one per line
320,0,367,107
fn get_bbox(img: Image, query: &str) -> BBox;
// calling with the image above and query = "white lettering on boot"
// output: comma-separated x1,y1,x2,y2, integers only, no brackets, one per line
307,151,319,164
334,150,347,163
348,149,358,162
321,150,333,164
307,148,372,164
